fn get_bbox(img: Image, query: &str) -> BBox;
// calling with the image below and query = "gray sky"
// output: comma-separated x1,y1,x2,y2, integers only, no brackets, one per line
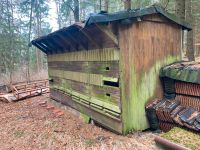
48,0,59,31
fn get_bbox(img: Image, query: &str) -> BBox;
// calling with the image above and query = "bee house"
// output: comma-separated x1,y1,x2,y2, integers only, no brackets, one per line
31,5,191,134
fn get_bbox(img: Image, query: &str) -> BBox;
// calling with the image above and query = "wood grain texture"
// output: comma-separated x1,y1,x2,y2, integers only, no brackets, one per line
48,69,118,86
47,48,119,62
48,61,119,78
50,77,121,107
119,14,182,134
50,88,123,133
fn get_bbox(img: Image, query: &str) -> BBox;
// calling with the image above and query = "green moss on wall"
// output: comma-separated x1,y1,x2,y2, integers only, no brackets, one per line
122,55,179,134
80,113,91,123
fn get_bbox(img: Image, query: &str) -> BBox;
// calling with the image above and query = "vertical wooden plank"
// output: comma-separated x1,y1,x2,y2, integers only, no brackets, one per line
119,14,182,134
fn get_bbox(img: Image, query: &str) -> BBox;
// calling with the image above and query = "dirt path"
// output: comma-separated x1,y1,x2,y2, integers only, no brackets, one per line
0,95,156,150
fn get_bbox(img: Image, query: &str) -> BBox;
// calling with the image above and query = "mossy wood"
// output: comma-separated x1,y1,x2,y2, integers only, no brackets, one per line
32,7,188,134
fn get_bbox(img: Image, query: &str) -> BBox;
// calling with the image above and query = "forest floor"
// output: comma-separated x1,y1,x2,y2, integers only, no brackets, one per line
0,95,156,150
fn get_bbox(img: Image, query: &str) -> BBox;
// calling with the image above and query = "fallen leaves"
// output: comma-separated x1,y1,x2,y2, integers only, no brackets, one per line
0,95,156,150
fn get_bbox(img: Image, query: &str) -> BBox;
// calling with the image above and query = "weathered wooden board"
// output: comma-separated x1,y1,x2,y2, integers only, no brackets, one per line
71,80,89,95
48,61,119,78
50,77,121,107
88,61,119,77
49,69,118,86
119,14,181,134
47,48,119,62
50,88,123,133
90,85,120,106
48,61,88,72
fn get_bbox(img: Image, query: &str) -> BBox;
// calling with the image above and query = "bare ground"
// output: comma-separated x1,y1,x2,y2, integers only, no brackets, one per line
0,95,156,150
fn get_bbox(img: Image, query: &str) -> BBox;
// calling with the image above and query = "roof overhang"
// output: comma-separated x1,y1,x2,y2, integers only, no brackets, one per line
31,5,192,54
85,5,192,31
31,23,118,54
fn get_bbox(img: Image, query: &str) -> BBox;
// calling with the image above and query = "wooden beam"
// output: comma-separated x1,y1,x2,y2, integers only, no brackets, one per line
49,37,66,53
33,42,48,54
36,41,52,54
56,32,78,51
65,31,89,50
95,24,118,46
79,28,100,48
41,39,58,54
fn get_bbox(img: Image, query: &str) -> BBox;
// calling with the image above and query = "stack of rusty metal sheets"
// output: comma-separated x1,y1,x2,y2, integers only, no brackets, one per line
146,98,200,132
160,61,200,111
153,61,200,133
175,81,200,111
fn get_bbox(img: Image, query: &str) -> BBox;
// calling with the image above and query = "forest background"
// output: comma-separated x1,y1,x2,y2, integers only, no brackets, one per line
0,0,199,84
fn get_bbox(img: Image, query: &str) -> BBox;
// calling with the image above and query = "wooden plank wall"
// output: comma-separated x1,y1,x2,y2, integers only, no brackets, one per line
119,14,182,134
48,47,123,133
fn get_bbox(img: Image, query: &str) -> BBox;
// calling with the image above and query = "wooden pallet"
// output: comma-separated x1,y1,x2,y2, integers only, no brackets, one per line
0,80,49,102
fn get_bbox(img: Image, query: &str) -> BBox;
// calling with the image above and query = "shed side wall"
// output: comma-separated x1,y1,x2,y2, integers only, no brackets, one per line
119,15,182,134
48,48,123,133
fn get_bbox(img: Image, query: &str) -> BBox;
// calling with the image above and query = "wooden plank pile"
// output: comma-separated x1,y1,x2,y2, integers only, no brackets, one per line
0,80,49,102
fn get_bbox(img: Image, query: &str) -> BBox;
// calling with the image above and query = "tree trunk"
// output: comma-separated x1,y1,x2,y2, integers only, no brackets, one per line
55,0,62,29
124,0,131,10
36,0,40,73
186,0,195,61
195,18,200,56
175,0,185,20
27,0,34,81
193,1,200,57
99,0,102,11
175,0,185,59
35,0,43,73
103,0,109,12
73,0,79,22
6,0,15,84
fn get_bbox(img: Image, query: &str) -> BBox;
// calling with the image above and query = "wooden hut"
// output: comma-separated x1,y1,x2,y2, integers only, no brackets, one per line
31,5,191,134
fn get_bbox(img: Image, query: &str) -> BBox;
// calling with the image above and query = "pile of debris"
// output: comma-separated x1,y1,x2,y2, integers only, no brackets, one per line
0,80,49,102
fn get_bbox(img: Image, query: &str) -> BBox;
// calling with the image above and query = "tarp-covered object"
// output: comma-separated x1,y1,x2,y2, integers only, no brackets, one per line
160,61,200,84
